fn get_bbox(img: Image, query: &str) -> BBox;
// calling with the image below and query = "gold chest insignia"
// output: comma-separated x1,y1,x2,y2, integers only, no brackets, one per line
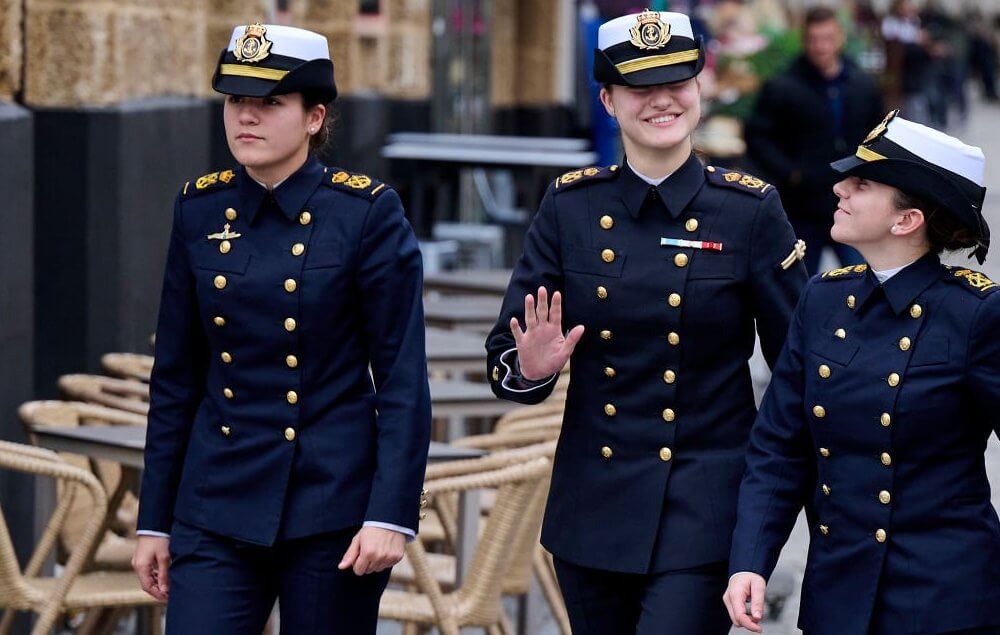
629,11,671,50
234,23,273,64
207,223,242,241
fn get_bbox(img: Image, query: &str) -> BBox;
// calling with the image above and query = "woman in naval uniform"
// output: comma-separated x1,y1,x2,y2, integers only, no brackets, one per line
485,10,808,634
130,24,431,634
725,111,1000,635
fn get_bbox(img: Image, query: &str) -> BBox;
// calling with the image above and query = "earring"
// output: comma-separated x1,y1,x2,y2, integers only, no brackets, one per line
890,225,899,234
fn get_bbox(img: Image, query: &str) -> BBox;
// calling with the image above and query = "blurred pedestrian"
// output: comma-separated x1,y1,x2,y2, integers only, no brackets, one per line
745,6,883,274
882,0,932,123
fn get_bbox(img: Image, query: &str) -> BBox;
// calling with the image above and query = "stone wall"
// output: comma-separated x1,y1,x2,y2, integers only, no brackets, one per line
0,0,22,100
490,0,566,107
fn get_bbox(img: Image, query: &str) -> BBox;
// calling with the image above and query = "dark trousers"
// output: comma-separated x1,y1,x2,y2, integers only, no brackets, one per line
165,520,391,634
553,557,731,635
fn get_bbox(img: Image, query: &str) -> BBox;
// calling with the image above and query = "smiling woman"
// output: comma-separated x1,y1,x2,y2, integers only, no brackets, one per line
131,23,431,635
486,9,808,635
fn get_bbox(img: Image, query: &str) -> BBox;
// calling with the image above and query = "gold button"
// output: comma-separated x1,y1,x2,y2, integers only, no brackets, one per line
601,446,613,459
221,425,231,436
219,240,231,254
299,211,312,225
221,352,232,363
822,484,831,496
818,364,831,379
881,452,892,466
600,330,613,340
875,528,887,543
668,293,682,308
284,318,297,332
819,524,829,535
604,404,616,416
820,447,830,457
685,218,699,232
286,355,299,369
662,408,675,422
910,304,923,319
707,165,716,173
834,328,846,339
601,249,615,263
213,316,226,327
878,490,891,505
659,447,673,462
887,373,900,387
674,253,689,268
663,369,676,384
287,390,298,405
292,243,305,256
898,337,911,351
847,295,856,309
223,387,234,399
880,412,891,427
225,207,237,221
597,286,608,299
600,215,614,230
491,366,499,381
610,165,619,172
604,367,616,378
813,405,826,418
214,275,227,289
667,332,680,346
284,279,298,293
284,427,296,442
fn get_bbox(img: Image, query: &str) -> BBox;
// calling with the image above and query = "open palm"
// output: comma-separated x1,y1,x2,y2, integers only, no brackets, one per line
510,286,585,381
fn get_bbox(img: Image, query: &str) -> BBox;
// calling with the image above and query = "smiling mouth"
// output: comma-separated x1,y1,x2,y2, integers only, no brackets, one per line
646,113,680,125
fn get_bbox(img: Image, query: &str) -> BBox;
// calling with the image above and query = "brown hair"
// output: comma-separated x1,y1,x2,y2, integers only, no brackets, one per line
301,89,336,154
892,189,982,255
804,6,838,27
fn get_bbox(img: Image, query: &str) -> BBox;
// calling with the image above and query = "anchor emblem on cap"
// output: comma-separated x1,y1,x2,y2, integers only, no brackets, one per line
630,10,671,50
234,22,273,63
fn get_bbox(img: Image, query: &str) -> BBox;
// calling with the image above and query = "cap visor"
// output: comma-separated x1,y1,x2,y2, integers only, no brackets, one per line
212,75,278,98
830,155,866,173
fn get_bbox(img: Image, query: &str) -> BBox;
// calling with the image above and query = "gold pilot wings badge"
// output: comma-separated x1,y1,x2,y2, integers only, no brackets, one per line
207,223,242,241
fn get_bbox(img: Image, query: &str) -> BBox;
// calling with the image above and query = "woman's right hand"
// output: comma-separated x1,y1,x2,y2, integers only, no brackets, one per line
510,286,584,380
132,535,171,601
723,572,767,632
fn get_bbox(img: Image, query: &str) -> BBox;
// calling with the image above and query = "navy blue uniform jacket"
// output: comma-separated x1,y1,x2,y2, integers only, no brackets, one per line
486,155,808,574
137,157,432,545
730,254,1000,634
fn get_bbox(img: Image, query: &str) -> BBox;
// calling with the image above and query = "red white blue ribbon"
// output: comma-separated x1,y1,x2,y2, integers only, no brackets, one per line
660,237,723,251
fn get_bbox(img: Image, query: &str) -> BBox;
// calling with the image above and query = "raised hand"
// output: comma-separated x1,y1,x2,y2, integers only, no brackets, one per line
510,286,585,381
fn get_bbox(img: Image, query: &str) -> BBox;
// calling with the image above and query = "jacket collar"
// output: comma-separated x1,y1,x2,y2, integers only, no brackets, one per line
238,156,326,224
619,152,705,219
854,252,943,315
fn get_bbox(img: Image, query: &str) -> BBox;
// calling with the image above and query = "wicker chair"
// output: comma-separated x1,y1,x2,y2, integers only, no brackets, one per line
0,441,161,635
379,457,551,635
57,374,149,416
395,441,571,634
19,401,145,570
101,353,153,383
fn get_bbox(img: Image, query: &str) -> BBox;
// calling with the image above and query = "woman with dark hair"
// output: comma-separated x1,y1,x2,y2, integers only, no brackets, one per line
725,110,999,634
130,23,431,634
486,9,808,634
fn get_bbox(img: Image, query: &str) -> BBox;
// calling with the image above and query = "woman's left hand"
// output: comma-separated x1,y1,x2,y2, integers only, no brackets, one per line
338,526,406,575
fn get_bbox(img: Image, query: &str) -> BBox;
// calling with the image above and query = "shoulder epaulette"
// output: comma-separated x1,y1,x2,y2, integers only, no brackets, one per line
942,265,1000,296
819,264,869,280
323,168,391,199
704,166,772,199
182,168,237,198
552,165,620,192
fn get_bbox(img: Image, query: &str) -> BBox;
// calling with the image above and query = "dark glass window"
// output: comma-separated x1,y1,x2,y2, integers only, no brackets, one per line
360,0,380,14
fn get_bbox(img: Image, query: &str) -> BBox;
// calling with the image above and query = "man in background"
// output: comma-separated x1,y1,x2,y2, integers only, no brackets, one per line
745,7,884,274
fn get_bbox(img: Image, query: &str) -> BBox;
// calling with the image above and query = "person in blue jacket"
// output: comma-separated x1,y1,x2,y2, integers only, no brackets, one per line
130,23,431,634
485,10,808,634
725,110,999,635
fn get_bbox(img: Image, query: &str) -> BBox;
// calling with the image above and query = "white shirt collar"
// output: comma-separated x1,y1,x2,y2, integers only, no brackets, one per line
250,174,289,191
627,159,674,186
872,258,919,283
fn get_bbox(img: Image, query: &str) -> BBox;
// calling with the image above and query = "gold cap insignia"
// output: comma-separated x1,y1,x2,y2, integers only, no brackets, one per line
234,22,273,63
863,109,899,145
629,11,671,50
